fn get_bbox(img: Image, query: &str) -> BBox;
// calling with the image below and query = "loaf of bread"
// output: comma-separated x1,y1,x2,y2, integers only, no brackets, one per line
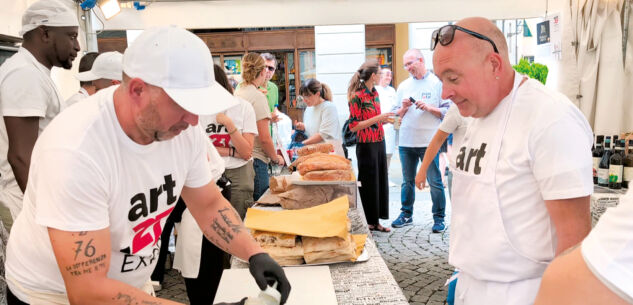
296,143,334,156
289,152,349,171
302,234,356,264
297,156,351,176
251,230,297,248
303,170,353,181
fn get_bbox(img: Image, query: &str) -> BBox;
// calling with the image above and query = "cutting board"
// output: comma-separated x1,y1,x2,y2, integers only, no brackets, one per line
213,266,338,305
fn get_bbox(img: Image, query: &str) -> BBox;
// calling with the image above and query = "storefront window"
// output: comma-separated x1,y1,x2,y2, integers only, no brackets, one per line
286,52,297,108
299,50,316,83
223,55,243,84
366,47,393,70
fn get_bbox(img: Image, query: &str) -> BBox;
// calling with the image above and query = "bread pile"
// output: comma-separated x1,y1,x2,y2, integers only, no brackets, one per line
252,230,304,265
250,231,357,266
289,144,353,181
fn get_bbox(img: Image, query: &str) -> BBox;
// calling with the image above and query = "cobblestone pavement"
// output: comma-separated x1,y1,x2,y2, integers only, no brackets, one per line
159,152,454,305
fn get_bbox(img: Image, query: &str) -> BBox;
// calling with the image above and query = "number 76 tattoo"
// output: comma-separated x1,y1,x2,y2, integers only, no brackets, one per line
74,238,96,260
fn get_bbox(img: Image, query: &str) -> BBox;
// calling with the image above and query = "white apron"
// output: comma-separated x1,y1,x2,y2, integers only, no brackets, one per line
449,75,548,303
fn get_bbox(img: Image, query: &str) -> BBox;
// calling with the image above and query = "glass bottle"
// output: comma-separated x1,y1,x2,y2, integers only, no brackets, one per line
592,135,604,184
608,140,623,189
598,136,612,187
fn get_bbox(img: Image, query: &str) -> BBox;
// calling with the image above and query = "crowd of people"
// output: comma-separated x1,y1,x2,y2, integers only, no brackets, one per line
0,1,632,305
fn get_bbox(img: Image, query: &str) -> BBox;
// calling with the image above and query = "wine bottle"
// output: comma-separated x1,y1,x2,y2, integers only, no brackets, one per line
592,135,604,184
624,140,633,189
598,136,612,187
609,140,623,189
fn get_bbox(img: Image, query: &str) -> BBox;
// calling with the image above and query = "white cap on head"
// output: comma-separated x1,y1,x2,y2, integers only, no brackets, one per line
76,51,123,81
123,25,238,116
20,0,80,37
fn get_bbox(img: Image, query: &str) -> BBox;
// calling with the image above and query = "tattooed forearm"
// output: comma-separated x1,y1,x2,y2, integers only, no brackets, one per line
202,230,230,253
64,254,107,276
218,207,243,233
112,292,163,305
211,218,234,243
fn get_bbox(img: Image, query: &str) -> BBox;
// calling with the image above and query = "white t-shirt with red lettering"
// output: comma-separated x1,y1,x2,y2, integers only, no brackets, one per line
200,97,258,170
5,85,213,301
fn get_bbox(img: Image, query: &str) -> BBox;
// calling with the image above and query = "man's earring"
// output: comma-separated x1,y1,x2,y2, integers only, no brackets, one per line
495,76,500,80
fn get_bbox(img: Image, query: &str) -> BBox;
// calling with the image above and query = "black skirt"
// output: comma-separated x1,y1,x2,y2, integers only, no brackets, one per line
355,141,389,225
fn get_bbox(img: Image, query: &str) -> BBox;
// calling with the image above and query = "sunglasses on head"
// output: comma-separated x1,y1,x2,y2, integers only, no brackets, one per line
431,25,499,54
265,65,276,72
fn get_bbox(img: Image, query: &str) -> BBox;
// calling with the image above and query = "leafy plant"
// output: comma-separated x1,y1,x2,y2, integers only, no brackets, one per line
513,58,548,84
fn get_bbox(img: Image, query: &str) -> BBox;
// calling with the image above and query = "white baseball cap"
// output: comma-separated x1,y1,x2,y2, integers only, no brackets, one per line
20,0,80,37
123,26,238,116
76,51,123,81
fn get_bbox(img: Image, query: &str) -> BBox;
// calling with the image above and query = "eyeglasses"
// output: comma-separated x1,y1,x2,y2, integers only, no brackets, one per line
431,25,499,54
403,59,420,68
265,65,276,72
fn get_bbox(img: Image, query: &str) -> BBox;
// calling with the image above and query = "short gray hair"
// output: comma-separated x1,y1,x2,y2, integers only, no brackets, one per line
261,53,276,64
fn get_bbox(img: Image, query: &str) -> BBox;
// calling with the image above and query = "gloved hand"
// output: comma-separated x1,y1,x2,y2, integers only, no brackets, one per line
214,297,247,305
249,252,291,304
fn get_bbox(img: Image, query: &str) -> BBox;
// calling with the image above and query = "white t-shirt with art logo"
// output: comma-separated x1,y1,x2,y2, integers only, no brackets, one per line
200,97,258,170
5,85,213,301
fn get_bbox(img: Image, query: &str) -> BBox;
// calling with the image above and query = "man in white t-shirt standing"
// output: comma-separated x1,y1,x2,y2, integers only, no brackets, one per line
66,51,123,107
0,0,80,229
392,49,450,232
432,17,593,305
5,26,290,305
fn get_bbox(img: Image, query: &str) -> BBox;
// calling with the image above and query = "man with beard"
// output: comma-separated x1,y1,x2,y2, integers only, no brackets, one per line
5,25,290,305
0,0,80,229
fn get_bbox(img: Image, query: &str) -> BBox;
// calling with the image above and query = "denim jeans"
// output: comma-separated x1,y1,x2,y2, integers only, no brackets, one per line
253,158,270,201
399,146,446,223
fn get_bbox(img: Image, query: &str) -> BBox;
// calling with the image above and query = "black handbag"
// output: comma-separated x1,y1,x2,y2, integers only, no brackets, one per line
342,119,357,147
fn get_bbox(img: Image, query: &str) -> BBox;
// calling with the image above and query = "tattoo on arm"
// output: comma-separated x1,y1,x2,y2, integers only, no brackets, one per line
64,254,107,276
112,292,162,305
218,207,243,233
211,218,234,244
73,238,96,260
202,230,230,253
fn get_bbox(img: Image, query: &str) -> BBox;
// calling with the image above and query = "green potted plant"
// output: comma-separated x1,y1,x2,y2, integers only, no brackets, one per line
513,58,548,85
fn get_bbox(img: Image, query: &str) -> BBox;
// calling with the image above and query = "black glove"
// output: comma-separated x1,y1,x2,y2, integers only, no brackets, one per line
249,252,291,304
214,297,247,305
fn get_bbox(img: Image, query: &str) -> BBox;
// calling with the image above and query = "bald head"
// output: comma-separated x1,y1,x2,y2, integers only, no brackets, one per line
456,17,509,64
431,17,515,118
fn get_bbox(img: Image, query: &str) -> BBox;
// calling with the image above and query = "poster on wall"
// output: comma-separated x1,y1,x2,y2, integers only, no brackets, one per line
535,14,561,60
537,20,550,45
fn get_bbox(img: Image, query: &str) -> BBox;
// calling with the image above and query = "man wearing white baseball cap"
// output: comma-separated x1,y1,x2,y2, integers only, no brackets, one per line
66,51,123,107
5,26,291,305
0,0,80,230
65,52,99,107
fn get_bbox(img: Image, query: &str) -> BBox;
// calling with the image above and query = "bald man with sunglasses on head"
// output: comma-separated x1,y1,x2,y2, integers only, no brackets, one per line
432,17,593,305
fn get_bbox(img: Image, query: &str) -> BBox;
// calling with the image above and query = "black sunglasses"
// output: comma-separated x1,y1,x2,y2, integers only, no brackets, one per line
431,25,499,54
265,65,276,72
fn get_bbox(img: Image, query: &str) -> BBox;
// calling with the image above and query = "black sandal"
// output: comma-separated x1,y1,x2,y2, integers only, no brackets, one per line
368,224,391,233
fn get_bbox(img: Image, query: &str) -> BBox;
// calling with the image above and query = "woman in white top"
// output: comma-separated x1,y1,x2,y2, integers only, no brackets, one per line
295,78,340,145
375,68,397,167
